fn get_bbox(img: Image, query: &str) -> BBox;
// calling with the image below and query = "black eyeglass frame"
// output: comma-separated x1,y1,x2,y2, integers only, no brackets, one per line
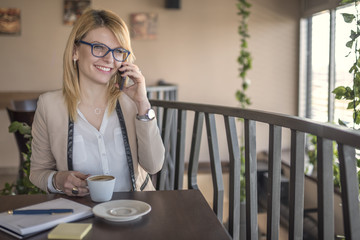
79,40,131,62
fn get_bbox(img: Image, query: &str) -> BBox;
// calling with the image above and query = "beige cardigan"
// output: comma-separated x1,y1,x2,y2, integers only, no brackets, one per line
29,90,164,192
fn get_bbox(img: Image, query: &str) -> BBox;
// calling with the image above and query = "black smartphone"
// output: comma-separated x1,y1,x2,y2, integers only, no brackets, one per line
118,71,126,90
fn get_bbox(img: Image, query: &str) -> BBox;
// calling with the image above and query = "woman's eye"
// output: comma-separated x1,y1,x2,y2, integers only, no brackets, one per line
114,48,124,54
93,44,106,52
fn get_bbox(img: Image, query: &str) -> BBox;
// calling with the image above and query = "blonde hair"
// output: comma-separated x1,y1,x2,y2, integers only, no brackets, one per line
63,8,135,121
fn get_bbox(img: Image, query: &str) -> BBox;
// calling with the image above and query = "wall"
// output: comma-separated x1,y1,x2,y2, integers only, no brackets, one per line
0,0,300,168
249,0,300,155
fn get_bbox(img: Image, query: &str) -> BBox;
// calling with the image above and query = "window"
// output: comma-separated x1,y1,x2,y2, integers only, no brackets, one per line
299,4,360,179
299,4,354,125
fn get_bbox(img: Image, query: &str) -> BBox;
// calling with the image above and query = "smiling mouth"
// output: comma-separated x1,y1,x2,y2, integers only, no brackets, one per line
95,65,111,72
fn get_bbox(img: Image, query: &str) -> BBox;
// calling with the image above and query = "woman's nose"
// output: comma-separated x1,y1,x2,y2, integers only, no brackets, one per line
102,51,114,63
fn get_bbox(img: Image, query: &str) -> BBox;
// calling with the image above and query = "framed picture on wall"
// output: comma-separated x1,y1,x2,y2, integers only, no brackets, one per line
0,8,21,35
63,0,91,26
130,13,158,40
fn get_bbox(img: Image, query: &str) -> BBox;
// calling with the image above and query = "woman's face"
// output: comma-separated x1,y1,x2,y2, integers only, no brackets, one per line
74,27,123,87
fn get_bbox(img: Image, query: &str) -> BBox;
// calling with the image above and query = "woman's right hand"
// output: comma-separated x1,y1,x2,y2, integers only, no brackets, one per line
54,171,90,196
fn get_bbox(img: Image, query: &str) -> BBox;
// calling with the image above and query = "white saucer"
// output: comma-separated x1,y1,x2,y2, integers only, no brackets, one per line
92,200,151,222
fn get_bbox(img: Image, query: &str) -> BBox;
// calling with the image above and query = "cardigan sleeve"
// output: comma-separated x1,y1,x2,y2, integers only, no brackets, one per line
135,118,165,174
29,94,57,192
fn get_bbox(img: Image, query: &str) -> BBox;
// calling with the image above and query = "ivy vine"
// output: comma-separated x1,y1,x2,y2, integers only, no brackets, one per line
236,0,252,109
333,0,360,130
236,0,252,202
332,0,360,190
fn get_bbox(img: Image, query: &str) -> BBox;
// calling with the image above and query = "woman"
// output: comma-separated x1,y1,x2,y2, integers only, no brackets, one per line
29,9,165,196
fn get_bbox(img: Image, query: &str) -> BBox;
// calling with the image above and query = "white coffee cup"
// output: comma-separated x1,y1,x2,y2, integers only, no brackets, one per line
86,175,116,202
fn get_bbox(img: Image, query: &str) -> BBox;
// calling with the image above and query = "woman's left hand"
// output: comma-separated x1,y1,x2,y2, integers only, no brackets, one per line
118,62,151,114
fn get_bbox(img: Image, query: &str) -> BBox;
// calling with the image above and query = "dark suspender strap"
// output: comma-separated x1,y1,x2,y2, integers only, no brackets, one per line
67,119,74,171
115,101,137,191
140,174,150,191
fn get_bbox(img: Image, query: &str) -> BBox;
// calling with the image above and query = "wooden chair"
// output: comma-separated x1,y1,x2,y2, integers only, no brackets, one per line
6,99,38,178
151,99,360,240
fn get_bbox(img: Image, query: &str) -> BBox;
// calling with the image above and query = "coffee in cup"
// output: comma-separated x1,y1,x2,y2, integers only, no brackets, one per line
87,175,115,202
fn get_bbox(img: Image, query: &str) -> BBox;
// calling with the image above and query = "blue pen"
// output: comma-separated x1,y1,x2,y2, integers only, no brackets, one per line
7,209,74,215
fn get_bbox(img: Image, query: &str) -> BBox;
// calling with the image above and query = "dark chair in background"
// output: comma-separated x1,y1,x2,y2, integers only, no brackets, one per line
6,99,38,178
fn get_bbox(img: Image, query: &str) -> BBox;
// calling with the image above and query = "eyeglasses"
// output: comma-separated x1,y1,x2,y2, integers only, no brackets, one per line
79,40,131,62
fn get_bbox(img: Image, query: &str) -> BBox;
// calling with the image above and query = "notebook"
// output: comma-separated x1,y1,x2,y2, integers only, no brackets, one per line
48,223,92,239
0,198,93,239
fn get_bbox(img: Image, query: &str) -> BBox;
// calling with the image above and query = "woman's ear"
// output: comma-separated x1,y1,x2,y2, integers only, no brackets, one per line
72,44,79,60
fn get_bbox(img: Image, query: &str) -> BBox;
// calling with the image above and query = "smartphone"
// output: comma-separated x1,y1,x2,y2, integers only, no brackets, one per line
118,71,126,90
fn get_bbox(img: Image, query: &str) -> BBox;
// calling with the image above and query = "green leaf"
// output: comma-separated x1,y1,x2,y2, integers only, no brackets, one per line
8,121,22,133
235,90,244,101
332,86,347,99
241,41,248,48
345,87,354,99
350,30,360,41
354,111,360,124
355,100,360,108
242,82,248,90
338,119,349,127
20,124,31,135
342,13,356,23
355,73,360,82
346,40,354,49
348,101,355,109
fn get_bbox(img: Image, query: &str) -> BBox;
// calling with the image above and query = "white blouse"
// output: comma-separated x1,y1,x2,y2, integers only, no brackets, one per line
47,107,132,192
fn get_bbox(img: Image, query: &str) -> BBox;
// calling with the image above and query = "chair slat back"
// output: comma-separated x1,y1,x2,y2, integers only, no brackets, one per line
317,137,334,239
338,145,360,238
266,125,282,240
205,113,224,223
224,116,241,239
288,131,305,239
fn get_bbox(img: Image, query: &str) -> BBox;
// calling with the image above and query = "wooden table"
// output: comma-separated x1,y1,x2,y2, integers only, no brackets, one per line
0,189,231,240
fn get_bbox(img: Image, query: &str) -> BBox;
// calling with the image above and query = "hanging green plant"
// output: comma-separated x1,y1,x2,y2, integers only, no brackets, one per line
0,121,45,195
236,0,252,203
332,0,360,190
333,0,360,129
236,0,252,109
